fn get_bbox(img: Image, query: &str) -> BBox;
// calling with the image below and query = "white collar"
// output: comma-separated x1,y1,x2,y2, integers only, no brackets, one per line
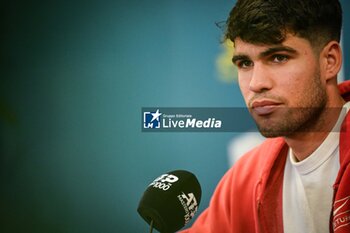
289,102,350,175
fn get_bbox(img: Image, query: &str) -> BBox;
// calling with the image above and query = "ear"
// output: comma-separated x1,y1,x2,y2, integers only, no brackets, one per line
320,41,342,82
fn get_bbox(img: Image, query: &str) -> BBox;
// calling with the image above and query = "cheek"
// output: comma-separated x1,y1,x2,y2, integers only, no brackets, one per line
279,67,318,105
286,57,318,86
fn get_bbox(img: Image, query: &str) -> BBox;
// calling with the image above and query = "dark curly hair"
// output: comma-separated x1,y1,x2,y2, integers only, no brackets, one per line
225,0,342,52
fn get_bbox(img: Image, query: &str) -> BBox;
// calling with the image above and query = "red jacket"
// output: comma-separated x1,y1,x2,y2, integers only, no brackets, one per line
180,80,350,233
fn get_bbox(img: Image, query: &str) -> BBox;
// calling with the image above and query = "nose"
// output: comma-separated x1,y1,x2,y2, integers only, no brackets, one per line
249,63,273,93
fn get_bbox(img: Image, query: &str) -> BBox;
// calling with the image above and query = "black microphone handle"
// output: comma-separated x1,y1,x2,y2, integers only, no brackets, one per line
149,220,154,233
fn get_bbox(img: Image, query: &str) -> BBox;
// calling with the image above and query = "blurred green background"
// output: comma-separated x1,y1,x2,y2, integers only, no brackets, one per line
1,0,349,232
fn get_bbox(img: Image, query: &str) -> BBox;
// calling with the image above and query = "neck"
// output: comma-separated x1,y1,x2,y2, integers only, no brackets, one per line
284,99,345,162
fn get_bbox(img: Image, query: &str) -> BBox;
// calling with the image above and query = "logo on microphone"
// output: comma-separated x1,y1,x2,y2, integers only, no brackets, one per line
143,109,162,129
149,173,179,191
178,192,199,224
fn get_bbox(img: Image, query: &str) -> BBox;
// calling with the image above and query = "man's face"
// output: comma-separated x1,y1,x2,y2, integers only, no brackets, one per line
233,34,328,137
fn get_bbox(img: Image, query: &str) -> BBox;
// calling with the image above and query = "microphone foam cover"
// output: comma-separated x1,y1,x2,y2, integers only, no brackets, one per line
137,170,201,233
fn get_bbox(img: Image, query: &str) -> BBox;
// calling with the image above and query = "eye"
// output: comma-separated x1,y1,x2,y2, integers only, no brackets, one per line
236,60,253,69
271,54,289,63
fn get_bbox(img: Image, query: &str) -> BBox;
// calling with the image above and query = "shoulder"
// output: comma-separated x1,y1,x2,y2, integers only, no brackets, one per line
221,137,286,188
339,80,350,102
205,137,286,228
234,137,285,172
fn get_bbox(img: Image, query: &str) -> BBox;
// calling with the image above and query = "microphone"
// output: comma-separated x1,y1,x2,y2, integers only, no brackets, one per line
137,170,202,233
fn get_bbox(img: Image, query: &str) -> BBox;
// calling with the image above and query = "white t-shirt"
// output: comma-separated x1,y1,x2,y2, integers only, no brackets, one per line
283,102,350,233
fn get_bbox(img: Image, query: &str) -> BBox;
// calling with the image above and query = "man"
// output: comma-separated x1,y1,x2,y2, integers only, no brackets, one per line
180,0,350,232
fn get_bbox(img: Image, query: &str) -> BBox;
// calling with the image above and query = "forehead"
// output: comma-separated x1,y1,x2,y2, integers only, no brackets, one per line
233,34,313,56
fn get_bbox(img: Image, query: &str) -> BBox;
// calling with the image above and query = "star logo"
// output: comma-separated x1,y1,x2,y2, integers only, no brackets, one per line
150,109,162,123
143,109,162,129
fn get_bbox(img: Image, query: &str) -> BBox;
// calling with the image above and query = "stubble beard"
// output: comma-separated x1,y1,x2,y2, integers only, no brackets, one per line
254,71,328,138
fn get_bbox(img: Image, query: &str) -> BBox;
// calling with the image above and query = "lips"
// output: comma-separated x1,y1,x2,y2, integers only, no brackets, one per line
251,100,281,116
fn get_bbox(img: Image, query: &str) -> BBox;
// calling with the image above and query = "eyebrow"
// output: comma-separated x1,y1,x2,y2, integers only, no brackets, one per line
232,54,250,64
260,46,298,58
232,46,298,64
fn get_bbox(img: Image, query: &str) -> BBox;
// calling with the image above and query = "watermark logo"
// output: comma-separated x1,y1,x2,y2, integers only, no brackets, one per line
143,109,162,129
142,108,227,132
141,107,346,133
